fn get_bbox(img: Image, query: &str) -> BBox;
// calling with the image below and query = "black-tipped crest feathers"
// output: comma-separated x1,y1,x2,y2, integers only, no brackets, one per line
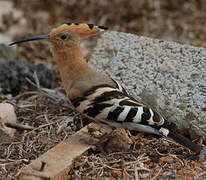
66,22,108,30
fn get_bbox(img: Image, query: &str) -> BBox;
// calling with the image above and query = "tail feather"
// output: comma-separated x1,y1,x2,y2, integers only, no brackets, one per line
168,131,201,153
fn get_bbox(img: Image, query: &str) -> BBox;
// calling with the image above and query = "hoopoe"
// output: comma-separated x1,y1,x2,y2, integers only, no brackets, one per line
10,23,203,158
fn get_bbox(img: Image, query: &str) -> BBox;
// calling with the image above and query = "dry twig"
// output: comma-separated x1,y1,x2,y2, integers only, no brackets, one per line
5,122,35,131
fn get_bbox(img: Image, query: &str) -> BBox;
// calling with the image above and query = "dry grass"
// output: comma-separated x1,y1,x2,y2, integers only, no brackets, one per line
0,87,206,179
68,134,206,179
0,83,78,179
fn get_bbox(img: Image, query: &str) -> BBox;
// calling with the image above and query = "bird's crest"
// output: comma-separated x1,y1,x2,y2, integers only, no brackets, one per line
51,23,108,39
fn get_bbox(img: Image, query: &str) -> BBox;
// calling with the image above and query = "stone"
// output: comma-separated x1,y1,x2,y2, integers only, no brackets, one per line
0,103,17,137
89,31,206,137
104,128,133,153
0,59,56,96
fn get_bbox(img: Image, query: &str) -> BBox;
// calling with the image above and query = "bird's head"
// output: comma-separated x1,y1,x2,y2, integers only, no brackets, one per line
9,23,108,49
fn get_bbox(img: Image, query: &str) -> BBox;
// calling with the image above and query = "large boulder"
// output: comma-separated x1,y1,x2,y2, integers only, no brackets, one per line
89,31,206,138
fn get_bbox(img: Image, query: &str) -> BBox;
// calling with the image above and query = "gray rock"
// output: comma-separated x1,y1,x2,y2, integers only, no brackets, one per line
89,31,206,137
0,59,56,96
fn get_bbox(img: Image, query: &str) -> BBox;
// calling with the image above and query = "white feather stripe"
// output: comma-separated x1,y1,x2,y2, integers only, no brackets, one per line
87,87,117,99
114,80,124,91
76,99,92,113
95,106,114,120
96,119,160,135
105,97,129,105
159,127,170,136
156,117,165,126
133,107,143,123
147,109,155,125
76,87,120,113
124,123,160,135
117,106,131,121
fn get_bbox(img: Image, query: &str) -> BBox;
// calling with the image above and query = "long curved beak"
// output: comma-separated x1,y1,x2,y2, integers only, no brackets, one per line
9,33,50,46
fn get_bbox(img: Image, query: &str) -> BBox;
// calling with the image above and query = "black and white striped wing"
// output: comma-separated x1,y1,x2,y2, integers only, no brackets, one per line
72,84,169,135
71,84,202,153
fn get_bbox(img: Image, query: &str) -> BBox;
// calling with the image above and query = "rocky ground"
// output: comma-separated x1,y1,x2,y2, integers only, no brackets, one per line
0,0,206,179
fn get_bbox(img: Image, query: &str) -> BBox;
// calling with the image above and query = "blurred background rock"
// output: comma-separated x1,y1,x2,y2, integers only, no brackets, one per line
1,0,206,44
2,0,206,63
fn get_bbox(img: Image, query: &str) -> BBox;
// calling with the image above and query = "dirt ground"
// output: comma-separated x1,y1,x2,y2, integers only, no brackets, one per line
0,0,206,179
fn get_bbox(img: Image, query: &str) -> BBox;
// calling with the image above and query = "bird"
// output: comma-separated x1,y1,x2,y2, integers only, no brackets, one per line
10,22,204,158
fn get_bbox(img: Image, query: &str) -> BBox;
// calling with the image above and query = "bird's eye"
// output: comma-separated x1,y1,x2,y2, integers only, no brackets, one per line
60,34,67,40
